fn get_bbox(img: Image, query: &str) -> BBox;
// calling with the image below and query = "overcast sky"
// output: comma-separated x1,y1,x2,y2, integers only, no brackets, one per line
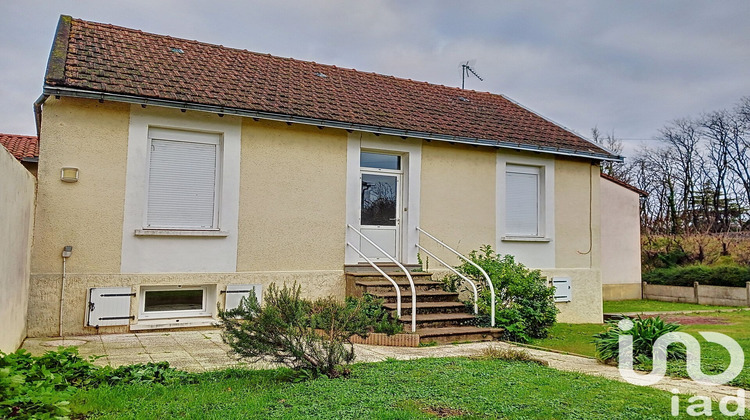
2,1,750,156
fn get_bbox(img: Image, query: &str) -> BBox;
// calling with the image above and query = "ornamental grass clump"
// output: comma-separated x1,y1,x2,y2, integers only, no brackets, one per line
218,283,375,378
593,315,686,365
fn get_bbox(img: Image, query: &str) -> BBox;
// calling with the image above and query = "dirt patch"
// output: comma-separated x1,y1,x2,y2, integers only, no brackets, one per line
420,405,467,418
645,315,731,325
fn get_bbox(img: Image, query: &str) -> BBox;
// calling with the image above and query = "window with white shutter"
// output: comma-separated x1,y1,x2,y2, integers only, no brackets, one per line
146,128,221,230
505,164,542,237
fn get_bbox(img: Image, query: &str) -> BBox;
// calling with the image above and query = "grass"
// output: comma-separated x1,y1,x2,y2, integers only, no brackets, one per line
603,299,737,314
71,357,726,419
531,310,750,389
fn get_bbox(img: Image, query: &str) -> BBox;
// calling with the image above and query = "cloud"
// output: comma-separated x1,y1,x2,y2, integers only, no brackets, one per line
1,0,749,156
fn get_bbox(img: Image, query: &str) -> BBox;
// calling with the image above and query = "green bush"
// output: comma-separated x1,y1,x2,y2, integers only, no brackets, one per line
0,347,190,419
345,294,403,335
643,265,750,287
219,283,371,378
593,316,686,364
449,245,558,343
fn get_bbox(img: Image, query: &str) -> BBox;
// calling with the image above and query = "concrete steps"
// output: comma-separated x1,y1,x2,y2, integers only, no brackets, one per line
345,268,502,344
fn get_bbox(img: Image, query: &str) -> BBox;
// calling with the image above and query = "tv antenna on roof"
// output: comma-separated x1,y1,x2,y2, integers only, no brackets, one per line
461,61,483,89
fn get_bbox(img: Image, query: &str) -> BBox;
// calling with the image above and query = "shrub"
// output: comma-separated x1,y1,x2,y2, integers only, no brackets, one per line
449,245,558,343
219,283,371,378
593,316,686,364
345,294,403,335
0,347,189,419
642,265,750,288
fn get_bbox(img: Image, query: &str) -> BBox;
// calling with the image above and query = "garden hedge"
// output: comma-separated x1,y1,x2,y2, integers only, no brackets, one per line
642,265,750,288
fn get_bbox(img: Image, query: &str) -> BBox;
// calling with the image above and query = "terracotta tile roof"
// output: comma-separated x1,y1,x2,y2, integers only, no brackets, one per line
601,173,648,197
0,134,39,161
44,16,615,159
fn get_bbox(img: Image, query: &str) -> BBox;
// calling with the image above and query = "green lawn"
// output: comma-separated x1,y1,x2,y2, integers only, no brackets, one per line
71,357,726,419
531,311,750,389
603,299,738,314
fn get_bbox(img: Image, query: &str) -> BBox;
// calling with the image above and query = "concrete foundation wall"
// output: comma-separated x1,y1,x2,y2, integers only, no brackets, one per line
27,270,344,337
0,146,36,352
602,283,642,301
643,282,750,307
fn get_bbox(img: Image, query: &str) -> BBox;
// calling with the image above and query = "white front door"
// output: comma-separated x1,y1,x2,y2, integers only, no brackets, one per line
359,152,402,261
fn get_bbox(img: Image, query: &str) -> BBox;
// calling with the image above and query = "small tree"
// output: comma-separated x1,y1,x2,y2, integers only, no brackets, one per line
218,283,370,378
451,245,558,343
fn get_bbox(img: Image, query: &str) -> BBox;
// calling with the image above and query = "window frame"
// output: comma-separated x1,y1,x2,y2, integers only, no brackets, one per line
504,163,546,239
138,285,211,320
143,127,223,231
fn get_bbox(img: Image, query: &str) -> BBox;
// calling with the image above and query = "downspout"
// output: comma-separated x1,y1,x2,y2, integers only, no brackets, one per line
34,93,48,139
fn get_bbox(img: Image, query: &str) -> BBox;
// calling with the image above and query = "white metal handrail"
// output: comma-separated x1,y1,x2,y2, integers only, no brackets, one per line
346,242,402,317
347,224,417,333
417,227,496,327
416,244,478,315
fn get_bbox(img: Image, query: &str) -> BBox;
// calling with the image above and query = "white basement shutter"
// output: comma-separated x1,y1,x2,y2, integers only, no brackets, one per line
147,138,218,229
551,277,572,302
87,287,134,327
224,284,262,311
506,166,540,236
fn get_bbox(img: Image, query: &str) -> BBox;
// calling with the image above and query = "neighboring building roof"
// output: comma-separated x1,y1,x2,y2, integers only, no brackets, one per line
0,133,39,162
43,15,618,161
601,172,648,197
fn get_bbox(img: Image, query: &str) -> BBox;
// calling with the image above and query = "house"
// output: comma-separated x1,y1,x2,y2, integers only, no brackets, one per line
600,173,647,301
27,15,622,338
0,133,39,176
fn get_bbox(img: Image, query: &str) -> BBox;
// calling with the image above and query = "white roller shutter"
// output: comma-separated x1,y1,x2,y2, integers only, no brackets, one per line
147,135,219,229
224,284,262,311
506,166,540,236
87,287,134,327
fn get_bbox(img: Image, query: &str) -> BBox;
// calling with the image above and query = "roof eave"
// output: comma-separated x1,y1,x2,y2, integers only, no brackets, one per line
43,85,623,162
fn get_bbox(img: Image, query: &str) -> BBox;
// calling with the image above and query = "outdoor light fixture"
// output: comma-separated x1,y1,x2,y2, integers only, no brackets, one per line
60,167,79,183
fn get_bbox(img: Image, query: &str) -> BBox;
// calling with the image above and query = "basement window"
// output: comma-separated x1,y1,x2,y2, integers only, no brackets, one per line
139,286,214,319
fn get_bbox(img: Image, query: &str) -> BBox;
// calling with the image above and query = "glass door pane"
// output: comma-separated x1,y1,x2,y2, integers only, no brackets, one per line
361,173,397,226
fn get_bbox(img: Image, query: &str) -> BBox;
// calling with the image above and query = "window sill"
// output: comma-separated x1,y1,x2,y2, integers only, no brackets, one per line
130,317,217,331
501,236,552,243
134,229,229,237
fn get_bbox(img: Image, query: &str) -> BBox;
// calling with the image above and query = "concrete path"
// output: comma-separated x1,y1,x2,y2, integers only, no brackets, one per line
21,330,744,402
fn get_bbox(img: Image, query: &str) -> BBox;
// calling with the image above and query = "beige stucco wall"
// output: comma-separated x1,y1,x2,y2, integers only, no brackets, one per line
554,159,603,323
0,147,36,351
236,119,348,271
420,141,496,262
600,177,643,300
31,97,130,275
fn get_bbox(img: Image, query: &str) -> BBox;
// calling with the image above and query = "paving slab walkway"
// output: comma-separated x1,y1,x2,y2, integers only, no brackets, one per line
22,329,744,402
